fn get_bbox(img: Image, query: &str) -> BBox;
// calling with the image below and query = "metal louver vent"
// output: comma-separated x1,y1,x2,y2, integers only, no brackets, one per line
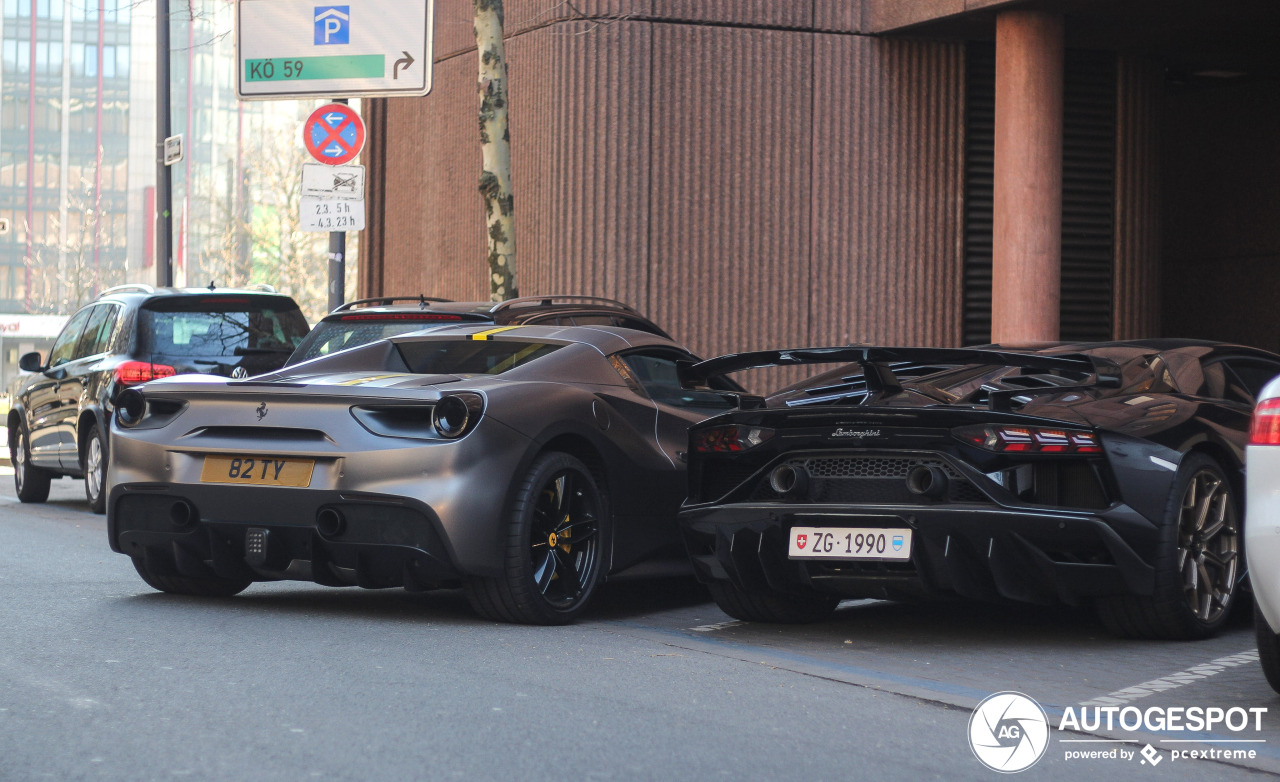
963,46,1117,345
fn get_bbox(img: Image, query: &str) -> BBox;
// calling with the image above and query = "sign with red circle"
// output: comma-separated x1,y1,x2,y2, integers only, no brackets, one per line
303,103,366,165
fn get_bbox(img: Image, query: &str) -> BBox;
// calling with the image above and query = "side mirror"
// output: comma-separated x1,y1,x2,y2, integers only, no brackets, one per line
18,352,44,373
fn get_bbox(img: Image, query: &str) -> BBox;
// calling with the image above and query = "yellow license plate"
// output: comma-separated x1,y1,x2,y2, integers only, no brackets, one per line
200,456,315,487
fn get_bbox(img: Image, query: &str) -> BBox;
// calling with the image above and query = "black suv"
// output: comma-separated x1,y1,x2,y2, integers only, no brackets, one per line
8,284,309,512
285,295,672,366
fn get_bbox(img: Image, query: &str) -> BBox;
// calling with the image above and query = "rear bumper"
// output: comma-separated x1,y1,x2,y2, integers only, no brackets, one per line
1247,444,1280,631
679,502,1156,606
110,484,459,589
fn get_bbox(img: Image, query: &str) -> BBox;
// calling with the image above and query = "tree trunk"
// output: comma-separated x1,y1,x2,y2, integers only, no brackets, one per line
475,0,517,301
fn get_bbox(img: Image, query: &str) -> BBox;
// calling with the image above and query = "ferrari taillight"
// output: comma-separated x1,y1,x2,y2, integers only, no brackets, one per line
692,425,774,453
115,361,177,386
954,424,1102,454
1250,399,1280,445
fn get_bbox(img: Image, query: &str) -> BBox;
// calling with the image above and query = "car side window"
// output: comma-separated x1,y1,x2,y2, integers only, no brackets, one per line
1225,359,1280,400
75,304,117,359
620,352,734,411
47,307,94,368
1194,360,1252,406
569,315,614,327
614,316,663,336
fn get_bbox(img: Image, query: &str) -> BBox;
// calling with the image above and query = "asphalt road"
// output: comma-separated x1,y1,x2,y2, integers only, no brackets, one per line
2,473,1279,781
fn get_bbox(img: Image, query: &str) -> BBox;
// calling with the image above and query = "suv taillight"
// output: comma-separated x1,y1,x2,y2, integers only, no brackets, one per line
1251,399,1280,445
953,424,1102,454
115,361,176,386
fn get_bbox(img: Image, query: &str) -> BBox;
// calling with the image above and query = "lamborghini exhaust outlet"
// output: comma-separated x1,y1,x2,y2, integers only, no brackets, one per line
769,464,810,498
906,465,949,499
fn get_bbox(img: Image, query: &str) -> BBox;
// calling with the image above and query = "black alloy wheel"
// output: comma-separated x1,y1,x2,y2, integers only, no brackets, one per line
1097,453,1241,639
464,452,607,625
1174,465,1239,624
10,422,51,503
82,421,107,514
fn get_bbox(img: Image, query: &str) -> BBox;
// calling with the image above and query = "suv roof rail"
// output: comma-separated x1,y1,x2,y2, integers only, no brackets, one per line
246,283,277,293
489,295,640,316
100,283,155,296
332,295,454,313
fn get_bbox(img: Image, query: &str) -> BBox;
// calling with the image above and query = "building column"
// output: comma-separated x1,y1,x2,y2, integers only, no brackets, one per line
991,9,1064,343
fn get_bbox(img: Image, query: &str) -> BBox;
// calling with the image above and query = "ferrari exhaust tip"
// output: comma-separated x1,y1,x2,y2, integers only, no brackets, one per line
316,508,346,537
906,465,949,499
168,500,196,528
769,463,809,498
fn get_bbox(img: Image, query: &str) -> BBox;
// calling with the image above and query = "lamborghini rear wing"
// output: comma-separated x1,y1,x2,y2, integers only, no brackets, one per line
679,345,1122,397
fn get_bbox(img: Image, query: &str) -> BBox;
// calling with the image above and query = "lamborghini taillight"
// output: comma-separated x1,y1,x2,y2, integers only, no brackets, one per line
954,424,1102,454
1250,399,1280,445
692,425,774,453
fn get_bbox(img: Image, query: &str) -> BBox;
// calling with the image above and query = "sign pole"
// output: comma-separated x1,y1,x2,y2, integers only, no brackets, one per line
327,98,348,312
156,0,174,287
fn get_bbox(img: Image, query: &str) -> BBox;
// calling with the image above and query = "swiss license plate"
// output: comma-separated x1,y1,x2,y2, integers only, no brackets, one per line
200,455,315,488
788,526,913,561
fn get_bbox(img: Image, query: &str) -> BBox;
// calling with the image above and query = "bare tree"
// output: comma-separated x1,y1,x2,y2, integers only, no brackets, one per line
25,176,124,314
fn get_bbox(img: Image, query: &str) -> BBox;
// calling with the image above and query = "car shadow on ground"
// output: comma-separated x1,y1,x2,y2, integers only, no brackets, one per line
711,592,1257,653
118,557,712,627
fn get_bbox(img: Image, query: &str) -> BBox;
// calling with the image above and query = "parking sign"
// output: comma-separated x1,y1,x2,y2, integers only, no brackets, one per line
314,6,350,45
237,0,433,99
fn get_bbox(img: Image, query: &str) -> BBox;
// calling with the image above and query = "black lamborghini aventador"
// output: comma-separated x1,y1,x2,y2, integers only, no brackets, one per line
676,340,1280,639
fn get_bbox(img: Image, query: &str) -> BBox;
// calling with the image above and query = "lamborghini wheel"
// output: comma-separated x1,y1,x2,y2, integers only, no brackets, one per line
464,452,607,625
1097,453,1241,639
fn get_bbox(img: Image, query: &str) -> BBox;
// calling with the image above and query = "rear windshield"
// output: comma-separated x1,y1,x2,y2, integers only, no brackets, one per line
140,296,309,359
395,340,562,375
288,316,478,364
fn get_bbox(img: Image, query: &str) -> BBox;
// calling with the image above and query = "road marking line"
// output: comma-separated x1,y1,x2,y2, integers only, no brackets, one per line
1079,649,1259,707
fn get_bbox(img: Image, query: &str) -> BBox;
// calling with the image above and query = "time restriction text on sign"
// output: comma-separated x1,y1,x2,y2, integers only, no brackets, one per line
237,0,433,99
301,197,365,232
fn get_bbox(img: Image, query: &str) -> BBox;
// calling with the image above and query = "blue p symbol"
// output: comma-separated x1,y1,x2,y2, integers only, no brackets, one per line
314,6,350,45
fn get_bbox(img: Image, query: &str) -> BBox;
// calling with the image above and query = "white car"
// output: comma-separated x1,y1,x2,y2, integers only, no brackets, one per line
1246,376,1280,691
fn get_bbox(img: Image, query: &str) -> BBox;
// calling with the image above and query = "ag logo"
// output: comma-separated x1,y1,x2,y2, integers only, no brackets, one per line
968,691,1049,773
795,534,808,550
